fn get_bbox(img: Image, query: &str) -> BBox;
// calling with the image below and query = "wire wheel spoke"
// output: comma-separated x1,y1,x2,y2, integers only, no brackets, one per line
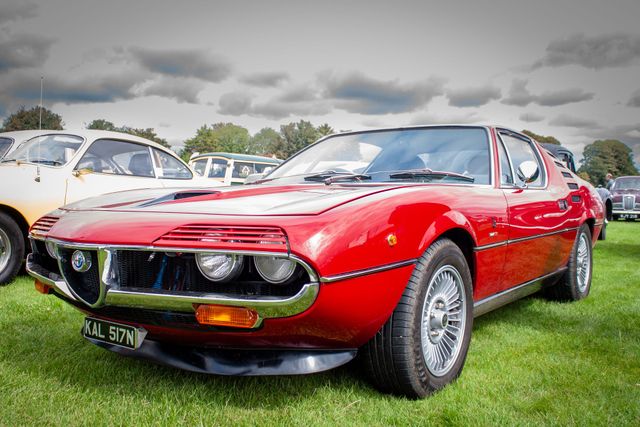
420,265,467,377
0,228,11,272
576,233,591,292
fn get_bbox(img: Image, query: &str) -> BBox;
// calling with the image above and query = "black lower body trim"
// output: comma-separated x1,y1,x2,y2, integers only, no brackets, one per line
473,268,567,317
87,337,357,376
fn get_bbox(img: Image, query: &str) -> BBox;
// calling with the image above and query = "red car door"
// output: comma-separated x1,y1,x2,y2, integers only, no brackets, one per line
497,130,574,288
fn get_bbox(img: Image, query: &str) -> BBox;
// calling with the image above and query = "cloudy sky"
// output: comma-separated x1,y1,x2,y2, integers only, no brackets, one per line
1,0,640,164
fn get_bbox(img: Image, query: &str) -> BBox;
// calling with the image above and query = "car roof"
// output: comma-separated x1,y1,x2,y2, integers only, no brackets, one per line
191,152,283,163
0,130,52,142
3,129,176,154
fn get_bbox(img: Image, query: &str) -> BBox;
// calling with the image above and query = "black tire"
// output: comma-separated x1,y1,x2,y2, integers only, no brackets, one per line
598,222,606,240
0,212,25,285
612,214,619,221
545,224,592,301
361,238,473,398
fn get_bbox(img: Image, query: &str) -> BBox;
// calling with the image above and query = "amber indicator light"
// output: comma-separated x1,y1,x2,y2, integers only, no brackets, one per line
387,233,398,247
34,280,51,295
195,304,259,328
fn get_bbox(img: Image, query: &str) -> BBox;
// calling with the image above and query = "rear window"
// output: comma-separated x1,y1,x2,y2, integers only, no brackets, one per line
0,137,12,158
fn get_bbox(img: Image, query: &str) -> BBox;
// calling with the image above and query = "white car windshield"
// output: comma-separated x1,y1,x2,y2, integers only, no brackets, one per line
3,134,84,166
266,127,491,184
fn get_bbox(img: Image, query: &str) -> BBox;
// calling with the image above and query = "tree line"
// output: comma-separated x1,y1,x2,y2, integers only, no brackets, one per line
1,105,637,185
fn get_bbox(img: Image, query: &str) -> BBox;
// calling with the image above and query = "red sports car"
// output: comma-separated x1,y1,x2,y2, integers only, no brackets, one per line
27,125,604,398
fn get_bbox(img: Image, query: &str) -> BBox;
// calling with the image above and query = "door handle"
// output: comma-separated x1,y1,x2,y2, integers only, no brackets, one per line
557,199,568,211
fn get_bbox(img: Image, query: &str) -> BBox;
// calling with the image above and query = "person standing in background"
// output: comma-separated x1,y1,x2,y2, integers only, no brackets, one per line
606,173,615,189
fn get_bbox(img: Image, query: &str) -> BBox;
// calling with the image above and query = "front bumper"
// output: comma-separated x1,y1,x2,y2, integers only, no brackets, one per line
612,210,639,216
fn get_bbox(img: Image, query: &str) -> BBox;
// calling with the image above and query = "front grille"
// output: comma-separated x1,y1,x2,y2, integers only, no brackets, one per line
30,239,61,275
58,248,101,305
116,250,306,298
30,216,59,236
154,225,289,252
623,195,636,211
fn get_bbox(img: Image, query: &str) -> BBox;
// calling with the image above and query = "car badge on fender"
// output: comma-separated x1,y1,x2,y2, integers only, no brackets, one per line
71,250,92,272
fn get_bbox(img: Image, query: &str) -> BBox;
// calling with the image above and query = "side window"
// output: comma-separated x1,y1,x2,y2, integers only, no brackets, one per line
152,149,192,179
255,163,276,174
208,159,228,178
191,159,207,176
232,161,254,178
0,137,13,158
500,133,545,187
496,137,514,185
77,139,155,177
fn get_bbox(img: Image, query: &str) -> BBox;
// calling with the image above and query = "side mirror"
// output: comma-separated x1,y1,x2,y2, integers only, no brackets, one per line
516,161,539,187
72,168,93,177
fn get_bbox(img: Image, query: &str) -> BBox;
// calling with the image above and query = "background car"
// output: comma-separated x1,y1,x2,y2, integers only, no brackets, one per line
0,129,215,284
610,176,640,220
0,130,49,160
189,152,282,185
542,142,611,239
28,125,603,398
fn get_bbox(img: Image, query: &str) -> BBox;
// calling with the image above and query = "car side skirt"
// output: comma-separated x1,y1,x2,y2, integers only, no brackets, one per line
473,267,567,317
88,338,357,376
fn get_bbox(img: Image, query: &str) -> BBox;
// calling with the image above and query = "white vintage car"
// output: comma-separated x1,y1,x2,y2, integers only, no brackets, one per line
0,129,215,284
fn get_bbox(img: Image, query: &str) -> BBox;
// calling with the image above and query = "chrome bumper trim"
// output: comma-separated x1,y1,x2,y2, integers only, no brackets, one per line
320,259,417,283
612,210,639,215
26,253,75,300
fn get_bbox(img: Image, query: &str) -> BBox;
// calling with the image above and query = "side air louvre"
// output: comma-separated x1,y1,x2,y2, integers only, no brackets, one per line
554,161,566,169
567,183,579,190
561,171,572,178
30,216,60,236
154,225,289,252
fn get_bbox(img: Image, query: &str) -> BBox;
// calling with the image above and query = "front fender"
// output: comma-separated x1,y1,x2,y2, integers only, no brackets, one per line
417,209,478,255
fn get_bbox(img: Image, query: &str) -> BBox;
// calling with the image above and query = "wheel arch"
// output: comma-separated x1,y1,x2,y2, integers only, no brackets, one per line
417,211,478,288
0,204,29,242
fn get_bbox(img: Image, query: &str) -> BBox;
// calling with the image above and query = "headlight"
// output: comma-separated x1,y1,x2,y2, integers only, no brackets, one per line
195,253,244,282
254,256,296,284
45,241,58,260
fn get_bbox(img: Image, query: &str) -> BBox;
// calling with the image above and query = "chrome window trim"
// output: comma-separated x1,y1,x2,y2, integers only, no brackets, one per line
496,129,549,190
10,133,87,169
73,138,159,179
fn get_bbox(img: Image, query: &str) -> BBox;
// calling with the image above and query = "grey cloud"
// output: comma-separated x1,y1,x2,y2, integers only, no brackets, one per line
141,76,205,104
519,112,545,123
239,71,289,87
446,85,501,107
502,79,536,106
322,72,445,114
0,33,53,72
627,89,640,107
549,114,600,129
129,47,231,82
0,2,38,25
3,72,142,104
218,92,253,115
503,79,593,107
536,88,594,107
533,33,640,70
277,85,319,103
217,91,331,120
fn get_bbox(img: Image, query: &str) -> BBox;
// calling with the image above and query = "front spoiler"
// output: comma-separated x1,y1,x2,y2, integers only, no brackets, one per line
88,337,357,375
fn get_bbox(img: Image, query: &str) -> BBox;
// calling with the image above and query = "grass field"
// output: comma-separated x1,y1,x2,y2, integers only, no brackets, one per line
0,222,639,426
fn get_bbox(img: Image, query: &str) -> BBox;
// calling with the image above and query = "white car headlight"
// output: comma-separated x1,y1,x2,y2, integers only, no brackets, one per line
195,253,244,282
254,256,296,284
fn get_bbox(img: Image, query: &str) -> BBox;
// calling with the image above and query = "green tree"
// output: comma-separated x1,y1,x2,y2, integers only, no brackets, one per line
86,119,170,148
248,127,283,157
277,120,320,159
317,123,335,137
522,129,561,145
1,106,64,131
182,123,251,159
578,139,639,186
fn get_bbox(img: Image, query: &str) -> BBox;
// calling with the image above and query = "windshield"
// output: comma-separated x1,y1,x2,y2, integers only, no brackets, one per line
612,177,640,190
4,134,84,166
267,127,491,184
0,137,12,158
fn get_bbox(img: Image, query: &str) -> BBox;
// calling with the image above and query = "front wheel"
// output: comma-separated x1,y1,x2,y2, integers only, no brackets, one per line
361,238,473,398
0,212,25,285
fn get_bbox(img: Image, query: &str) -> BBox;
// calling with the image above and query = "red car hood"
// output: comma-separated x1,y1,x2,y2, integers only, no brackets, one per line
61,184,405,216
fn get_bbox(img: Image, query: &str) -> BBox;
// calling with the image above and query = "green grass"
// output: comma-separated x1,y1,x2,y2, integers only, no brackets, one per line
1,222,639,426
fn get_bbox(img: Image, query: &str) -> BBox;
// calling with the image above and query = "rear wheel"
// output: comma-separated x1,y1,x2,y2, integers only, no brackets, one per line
0,212,24,285
361,238,473,398
545,224,592,301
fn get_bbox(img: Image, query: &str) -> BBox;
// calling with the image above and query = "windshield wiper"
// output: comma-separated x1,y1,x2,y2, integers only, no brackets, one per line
388,168,475,183
304,170,372,184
